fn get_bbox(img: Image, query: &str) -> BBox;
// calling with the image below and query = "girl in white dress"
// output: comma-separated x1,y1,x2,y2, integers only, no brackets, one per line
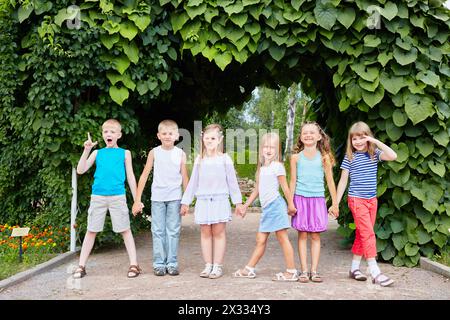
180,124,243,279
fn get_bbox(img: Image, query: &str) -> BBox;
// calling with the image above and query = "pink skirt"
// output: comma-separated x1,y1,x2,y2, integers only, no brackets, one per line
291,195,328,232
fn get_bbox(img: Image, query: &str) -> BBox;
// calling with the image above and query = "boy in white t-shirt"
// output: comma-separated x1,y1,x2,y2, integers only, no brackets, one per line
132,120,189,276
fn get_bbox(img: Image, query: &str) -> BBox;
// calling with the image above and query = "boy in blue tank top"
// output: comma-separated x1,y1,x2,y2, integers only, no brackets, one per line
73,119,141,279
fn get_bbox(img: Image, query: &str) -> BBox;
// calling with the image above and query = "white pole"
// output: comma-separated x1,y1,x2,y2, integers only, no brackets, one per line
70,167,77,252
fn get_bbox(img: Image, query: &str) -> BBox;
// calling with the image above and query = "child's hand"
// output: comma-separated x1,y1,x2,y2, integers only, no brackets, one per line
328,205,339,218
84,132,98,150
235,204,246,218
287,203,297,216
132,202,144,216
180,204,189,216
361,135,378,145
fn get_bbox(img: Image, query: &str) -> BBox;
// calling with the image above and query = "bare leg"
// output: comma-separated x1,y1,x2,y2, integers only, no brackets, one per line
275,229,296,275
200,225,213,264
298,231,308,272
121,229,138,266
310,232,321,272
211,222,226,264
236,232,269,276
78,231,97,267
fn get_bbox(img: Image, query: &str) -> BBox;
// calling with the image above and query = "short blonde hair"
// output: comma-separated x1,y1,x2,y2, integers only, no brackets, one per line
102,119,122,131
158,119,178,132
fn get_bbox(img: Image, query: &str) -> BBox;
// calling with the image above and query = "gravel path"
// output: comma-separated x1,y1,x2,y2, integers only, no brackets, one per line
1,210,449,300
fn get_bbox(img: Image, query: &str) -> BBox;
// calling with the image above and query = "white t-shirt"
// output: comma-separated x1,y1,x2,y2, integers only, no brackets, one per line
151,146,183,201
258,161,286,208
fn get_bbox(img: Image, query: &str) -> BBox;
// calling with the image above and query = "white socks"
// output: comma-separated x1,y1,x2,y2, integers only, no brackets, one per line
351,259,361,272
367,259,381,278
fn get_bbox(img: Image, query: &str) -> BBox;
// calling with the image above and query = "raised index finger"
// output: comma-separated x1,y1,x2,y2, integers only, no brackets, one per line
87,132,92,141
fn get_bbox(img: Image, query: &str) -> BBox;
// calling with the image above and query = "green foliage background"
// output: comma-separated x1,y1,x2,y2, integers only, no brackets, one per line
0,0,449,265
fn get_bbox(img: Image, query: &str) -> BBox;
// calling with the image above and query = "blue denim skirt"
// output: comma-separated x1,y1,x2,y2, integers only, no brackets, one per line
259,196,290,232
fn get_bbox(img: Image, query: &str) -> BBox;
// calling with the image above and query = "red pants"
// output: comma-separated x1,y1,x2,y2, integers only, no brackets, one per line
348,196,378,259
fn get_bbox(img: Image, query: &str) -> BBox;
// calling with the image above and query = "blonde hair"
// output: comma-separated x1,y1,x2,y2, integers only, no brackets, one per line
158,119,178,132
102,119,122,131
200,123,224,159
346,121,376,161
256,132,282,180
293,121,335,167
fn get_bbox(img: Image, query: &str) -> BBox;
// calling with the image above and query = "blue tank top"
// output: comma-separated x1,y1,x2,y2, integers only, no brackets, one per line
92,148,126,196
295,151,325,197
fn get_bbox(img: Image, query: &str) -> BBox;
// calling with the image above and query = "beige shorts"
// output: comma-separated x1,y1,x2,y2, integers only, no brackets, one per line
87,195,130,233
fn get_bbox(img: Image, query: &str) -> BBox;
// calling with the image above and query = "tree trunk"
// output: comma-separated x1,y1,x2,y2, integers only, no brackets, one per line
284,85,297,160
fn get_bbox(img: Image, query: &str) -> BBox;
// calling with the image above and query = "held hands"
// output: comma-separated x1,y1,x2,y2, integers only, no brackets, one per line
180,204,189,216
328,204,339,218
84,132,98,150
235,204,246,218
131,201,144,216
287,203,297,216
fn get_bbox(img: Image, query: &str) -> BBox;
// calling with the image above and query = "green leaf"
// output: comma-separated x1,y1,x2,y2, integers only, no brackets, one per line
244,22,261,36
268,45,286,62
202,46,218,62
390,168,410,186
119,21,139,40
417,70,440,87
54,7,78,26
100,33,120,50
18,4,34,23
390,218,405,233
392,232,408,250
392,256,405,266
314,1,337,31
351,64,378,82
336,7,355,29
362,86,384,108
385,118,403,141
428,161,445,177
185,3,207,19
345,80,362,103
204,7,219,23
112,54,131,74
393,47,418,66
433,130,449,147
214,51,233,71
380,72,406,95
171,12,189,33
379,205,395,218
229,13,248,28
404,94,435,125
363,35,381,48
378,51,393,67
381,243,396,260
128,14,151,32
416,137,434,157
381,2,398,21
122,41,139,64
392,188,410,209
417,227,432,245
109,85,129,106
392,109,408,127
224,1,244,15
291,0,306,11
376,226,392,240
432,231,447,248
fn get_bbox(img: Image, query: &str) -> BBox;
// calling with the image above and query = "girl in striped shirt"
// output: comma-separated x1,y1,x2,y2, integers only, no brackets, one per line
336,121,397,287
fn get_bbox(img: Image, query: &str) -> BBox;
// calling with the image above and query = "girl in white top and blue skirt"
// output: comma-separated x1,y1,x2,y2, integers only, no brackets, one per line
180,124,243,279
233,132,298,281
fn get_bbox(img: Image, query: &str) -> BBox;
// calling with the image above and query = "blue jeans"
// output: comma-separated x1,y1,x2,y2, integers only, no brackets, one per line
151,200,181,269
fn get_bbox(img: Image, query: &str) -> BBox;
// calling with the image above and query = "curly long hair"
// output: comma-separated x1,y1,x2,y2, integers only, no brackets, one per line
293,121,335,166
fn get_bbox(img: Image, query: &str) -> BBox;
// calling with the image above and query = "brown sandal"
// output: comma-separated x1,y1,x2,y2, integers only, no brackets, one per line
73,265,86,279
349,269,367,281
127,265,142,278
310,271,323,283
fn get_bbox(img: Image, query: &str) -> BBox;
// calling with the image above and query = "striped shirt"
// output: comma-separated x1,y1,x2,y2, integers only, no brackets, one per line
340,149,382,199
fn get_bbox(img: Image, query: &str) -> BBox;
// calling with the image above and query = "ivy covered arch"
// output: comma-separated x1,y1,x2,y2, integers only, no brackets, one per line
0,0,449,265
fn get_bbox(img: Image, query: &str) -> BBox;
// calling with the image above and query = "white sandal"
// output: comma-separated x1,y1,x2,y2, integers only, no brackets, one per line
233,266,256,278
272,271,298,282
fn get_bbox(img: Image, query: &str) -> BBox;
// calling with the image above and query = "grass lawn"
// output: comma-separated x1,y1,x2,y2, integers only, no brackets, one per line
0,253,57,281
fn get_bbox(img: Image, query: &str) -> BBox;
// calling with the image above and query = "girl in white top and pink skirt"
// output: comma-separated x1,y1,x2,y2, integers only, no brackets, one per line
180,124,243,279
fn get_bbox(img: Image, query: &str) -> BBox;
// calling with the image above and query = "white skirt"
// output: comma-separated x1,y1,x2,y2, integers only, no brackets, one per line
194,194,232,225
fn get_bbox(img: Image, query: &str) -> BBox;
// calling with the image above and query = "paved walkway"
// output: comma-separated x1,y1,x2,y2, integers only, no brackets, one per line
1,210,449,300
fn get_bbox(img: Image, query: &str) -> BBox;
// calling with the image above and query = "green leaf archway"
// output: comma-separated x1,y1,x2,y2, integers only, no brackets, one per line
0,0,449,265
